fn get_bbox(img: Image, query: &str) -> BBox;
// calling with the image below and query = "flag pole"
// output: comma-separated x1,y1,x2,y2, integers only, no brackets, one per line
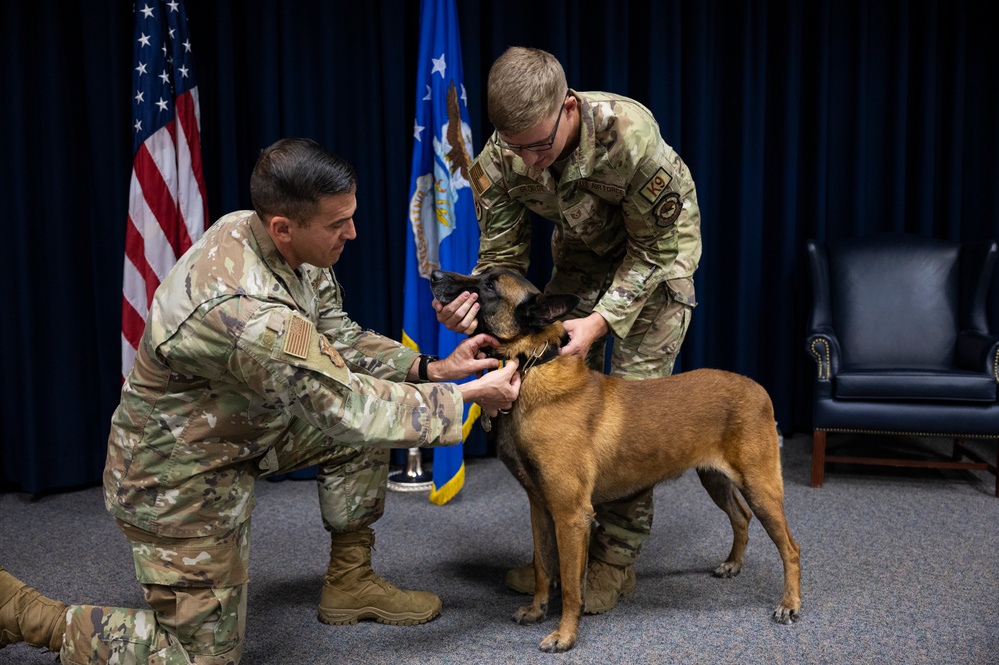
387,448,434,492
397,0,478,503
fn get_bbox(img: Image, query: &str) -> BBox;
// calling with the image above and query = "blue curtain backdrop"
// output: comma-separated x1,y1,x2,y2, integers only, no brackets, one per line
1,0,997,493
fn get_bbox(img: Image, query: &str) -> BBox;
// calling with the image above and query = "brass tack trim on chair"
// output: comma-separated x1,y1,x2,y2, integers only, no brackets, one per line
993,348,998,382
816,427,999,439
810,339,829,379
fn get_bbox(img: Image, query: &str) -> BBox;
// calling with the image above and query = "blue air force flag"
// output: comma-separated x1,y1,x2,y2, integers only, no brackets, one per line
402,0,480,505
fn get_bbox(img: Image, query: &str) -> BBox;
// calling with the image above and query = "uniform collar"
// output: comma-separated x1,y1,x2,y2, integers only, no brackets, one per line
507,90,597,185
247,212,315,311
572,90,599,180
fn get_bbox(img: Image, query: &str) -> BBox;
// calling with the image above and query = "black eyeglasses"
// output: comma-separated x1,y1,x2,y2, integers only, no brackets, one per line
494,91,570,153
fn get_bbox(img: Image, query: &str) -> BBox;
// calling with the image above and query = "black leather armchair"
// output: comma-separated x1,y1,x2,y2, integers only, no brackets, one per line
806,233,999,495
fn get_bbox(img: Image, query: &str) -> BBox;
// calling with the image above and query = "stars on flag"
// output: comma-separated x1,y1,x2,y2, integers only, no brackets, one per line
132,0,199,142
431,53,446,78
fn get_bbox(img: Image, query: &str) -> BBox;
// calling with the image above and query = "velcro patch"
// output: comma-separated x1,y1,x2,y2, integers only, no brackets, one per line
469,161,492,198
282,314,312,359
640,167,673,203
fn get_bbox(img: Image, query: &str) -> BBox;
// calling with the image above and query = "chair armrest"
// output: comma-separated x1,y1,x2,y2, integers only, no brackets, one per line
956,331,999,379
807,328,841,380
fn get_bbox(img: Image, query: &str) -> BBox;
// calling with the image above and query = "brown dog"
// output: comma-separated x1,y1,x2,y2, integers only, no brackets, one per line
431,267,802,652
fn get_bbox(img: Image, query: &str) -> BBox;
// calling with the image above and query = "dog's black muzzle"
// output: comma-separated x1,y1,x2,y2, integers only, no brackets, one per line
429,269,467,306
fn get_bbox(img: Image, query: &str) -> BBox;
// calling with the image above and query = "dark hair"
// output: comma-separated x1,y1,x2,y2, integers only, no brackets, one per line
249,138,357,225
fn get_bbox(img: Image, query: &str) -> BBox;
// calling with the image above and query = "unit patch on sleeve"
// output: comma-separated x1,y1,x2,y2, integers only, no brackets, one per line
282,313,312,359
654,193,683,227
640,167,673,204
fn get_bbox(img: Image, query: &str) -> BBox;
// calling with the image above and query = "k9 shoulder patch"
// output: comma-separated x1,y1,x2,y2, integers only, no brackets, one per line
282,314,312,359
640,167,673,204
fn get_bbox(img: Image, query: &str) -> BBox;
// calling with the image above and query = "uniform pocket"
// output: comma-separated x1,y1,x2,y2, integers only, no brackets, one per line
634,287,692,358
122,520,250,588
665,276,697,307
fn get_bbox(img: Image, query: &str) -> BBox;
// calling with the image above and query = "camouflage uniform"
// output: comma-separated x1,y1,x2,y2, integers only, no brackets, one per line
60,211,464,664
469,91,702,567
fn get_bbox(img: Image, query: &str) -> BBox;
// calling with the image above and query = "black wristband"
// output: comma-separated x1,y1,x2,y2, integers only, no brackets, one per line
418,354,439,382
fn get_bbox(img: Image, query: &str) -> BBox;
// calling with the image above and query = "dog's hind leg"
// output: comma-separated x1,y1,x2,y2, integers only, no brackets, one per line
738,479,801,624
697,468,752,578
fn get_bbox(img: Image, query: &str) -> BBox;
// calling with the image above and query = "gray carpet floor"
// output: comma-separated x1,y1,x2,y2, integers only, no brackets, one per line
1,433,997,664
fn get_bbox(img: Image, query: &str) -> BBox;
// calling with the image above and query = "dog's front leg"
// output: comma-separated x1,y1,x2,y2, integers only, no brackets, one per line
512,498,556,626
538,503,593,653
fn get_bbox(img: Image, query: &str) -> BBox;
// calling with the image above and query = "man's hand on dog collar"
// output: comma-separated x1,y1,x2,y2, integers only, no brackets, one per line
458,357,521,416
561,312,610,360
427,334,501,382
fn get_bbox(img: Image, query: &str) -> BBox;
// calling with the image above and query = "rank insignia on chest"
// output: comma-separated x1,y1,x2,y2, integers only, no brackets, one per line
282,314,312,359
319,336,346,368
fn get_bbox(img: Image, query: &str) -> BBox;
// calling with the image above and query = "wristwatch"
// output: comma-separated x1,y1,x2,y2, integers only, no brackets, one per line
418,354,439,382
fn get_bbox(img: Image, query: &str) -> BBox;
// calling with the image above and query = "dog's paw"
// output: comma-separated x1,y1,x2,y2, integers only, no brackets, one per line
772,605,800,625
712,561,743,578
513,603,547,625
540,630,576,653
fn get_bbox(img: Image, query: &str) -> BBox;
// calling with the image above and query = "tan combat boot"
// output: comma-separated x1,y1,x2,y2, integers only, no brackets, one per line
504,559,635,614
317,528,441,626
504,562,558,595
0,566,68,653
583,559,636,615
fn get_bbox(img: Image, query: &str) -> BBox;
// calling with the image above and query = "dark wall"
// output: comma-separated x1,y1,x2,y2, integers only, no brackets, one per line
2,0,997,492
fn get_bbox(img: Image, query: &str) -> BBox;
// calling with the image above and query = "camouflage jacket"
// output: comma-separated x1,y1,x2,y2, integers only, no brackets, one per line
469,90,702,338
104,211,463,538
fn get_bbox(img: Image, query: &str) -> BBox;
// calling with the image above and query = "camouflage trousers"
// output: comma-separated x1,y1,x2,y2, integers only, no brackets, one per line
60,519,250,665
61,429,388,664
257,416,390,534
550,274,693,567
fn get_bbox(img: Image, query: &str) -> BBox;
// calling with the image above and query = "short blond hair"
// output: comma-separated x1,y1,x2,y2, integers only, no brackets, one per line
487,47,567,135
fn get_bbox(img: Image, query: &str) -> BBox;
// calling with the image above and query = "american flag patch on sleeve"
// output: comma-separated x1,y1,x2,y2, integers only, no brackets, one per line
282,314,312,359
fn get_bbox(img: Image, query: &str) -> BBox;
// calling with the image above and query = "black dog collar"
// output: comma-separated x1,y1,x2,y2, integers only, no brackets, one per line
517,335,565,374
493,330,570,376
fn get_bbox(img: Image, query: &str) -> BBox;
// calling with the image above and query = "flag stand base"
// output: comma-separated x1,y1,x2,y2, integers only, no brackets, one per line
387,447,433,492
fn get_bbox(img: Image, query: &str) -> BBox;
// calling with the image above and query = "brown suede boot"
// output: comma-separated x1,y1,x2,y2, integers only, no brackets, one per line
504,559,635,614
317,529,441,626
504,562,559,595
583,560,636,615
0,566,68,653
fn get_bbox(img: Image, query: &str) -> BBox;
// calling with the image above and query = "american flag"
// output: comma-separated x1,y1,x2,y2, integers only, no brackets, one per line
123,0,208,379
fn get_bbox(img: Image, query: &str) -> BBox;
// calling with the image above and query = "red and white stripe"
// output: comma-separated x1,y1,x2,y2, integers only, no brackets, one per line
122,87,208,380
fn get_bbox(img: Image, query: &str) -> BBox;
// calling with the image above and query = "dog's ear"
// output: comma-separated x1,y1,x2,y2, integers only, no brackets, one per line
516,293,581,329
